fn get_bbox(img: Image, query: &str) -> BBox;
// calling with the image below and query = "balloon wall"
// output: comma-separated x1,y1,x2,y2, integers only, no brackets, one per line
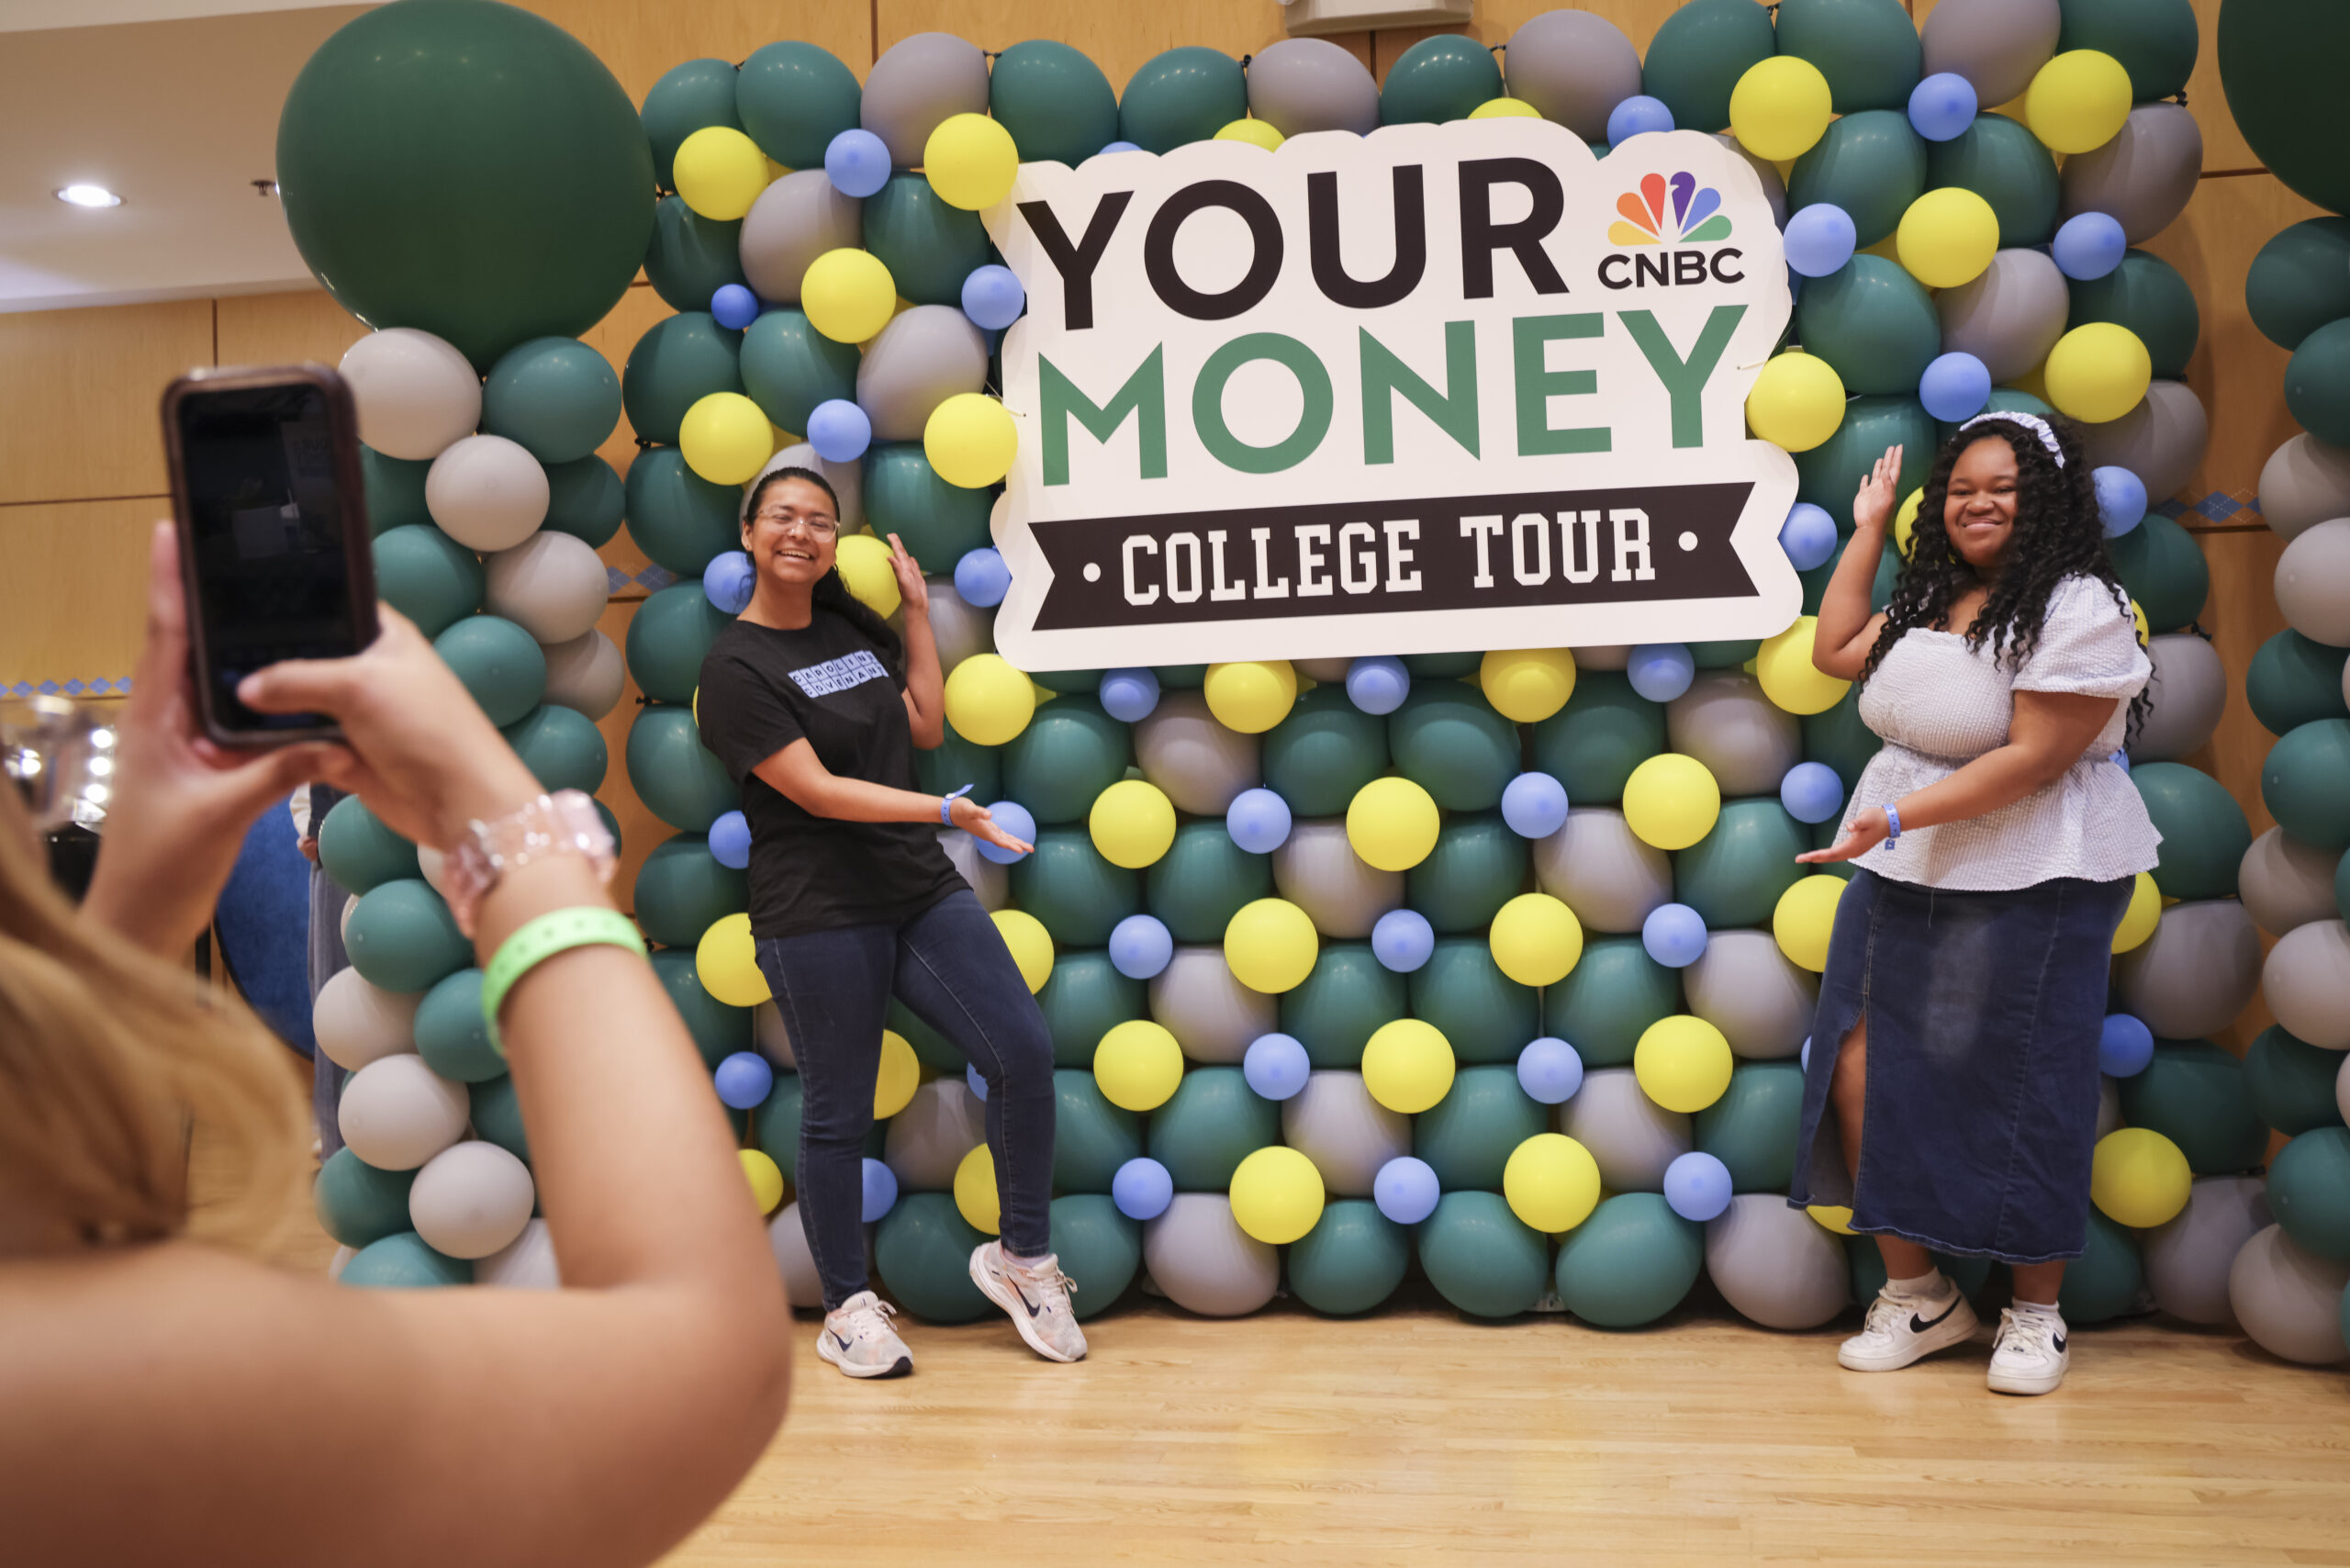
281,0,2345,1356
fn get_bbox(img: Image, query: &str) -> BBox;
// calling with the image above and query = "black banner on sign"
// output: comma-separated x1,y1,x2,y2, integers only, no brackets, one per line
1028,482,1757,633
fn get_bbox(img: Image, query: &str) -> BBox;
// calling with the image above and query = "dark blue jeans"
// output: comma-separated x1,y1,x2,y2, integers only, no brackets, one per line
754,887,1055,1311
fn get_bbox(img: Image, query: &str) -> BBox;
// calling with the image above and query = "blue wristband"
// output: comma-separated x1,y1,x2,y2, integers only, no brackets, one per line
940,783,973,825
1884,804,1902,843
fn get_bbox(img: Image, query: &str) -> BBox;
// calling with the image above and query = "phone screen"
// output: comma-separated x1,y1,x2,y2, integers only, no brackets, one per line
175,381,366,731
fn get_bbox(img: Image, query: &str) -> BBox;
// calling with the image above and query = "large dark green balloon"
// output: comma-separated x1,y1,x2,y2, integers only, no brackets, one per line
1008,829,1142,946
2069,252,2200,382
1417,1191,1547,1318
1147,1066,1276,1190
1144,822,1272,942
2109,511,2209,633
1796,255,1941,397
1288,1200,1410,1315
342,1231,472,1288
2062,0,2198,99
1407,813,1529,934
632,832,747,948
543,454,624,547
1410,938,1538,1065
434,614,544,727
2286,318,2350,447
1543,936,1680,1069
315,1148,418,1249
650,947,750,1068
1674,800,1807,929
1119,48,1248,153
1048,1193,1142,1318
372,524,482,638
277,0,654,371
2263,718,2350,852
2130,761,2252,902
1553,1193,1705,1327
2118,1040,2270,1175
1642,0,1775,132
864,174,991,308
623,447,741,577
1264,687,1389,816
625,582,730,705
875,1193,990,1323
1003,699,1130,824
345,878,469,993
739,309,858,439
2246,219,2350,351
2053,1210,2142,1325
2220,2,2350,215
752,1073,805,1172
1403,651,1480,678
503,702,608,794
1390,684,1519,812
2270,1126,2350,1258
468,1073,530,1163
318,793,418,897
1926,112,2058,249
991,40,1118,165
863,443,996,561
641,57,741,190
621,312,744,448
1379,34,1503,126
1414,1065,1543,1190
1531,672,1664,805
362,446,431,535
2249,630,2350,736
1694,1060,1805,1193
913,719,1001,804
735,41,861,169
1035,950,1145,1068
643,196,746,316
627,705,739,833
1281,944,1408,1069
1800,532,1900,617
2245,1025,2346,1138
414,968,505,1083
1052,1070,1143,1193
1774,0,1920,114
1789,111,1927,249
1795,397,1937,528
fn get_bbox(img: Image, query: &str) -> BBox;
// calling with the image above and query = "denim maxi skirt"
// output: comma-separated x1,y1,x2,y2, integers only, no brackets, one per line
1788,867,2136,1263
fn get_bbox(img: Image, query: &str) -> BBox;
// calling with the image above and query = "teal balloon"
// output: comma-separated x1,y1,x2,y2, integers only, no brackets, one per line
1053,1070,1144,1193
341,1231,471,1288
468,1074,530,1163
641,58,742,189
1003,699,1131,824
1691,639,1761,670
875,1193,991,1323
1403,651,1480,678
752,1072,805,1172
2061,0,2199,101
2129,761,2251,901
2068,251,2200,382
1544,936,1680,1069
643,196,746,316
1796,254,1941,397
863,442,995,560
1263,687,1389,815
1531,672,1664,806
1773,0,1920,114
1417,1191,1547,1318
1156,664,1209,689
1287,1200,1409,1315
1939,385,2054,445
1144,821,1273,942
1047,1193,1142,1319
2246,219,2350,352
1801,532,1900,616
372,524,482,638
1802,687,1880,796
990,40,1117,165
1147,1067,1277,1190
2056,1210,2143,1326
1553,1193,1706,1327
361,445,431,535
314,1148,418,1249
1413,1065,1543,1190
2248,630,2350,735
1695,1061,1805,1192
621,312,743,447
1119,48,1248,153
1281,944,1407,1069
735,41,861,169
481,336,621,465
1008,828,1142,946
1789,110,1927,249
2117,1040,2271,1175
1641,0,1777,133
2109,511,2209,632
623,446,742,578
1795,397,1937,528
317,794,418,897
651,947,751,1068
1926,113,2059,248
626,582,730,705
1407,813,1529,935
864,174,990,307
1390,684,1518,812
889,996,964,1076
503,702,609,794
740,308,860,438
1035,950,1145,1069
2263,719,2350,852
2286,319,2350,448
1378,35,1503,126
276,0,654,371
344,879,469,993
542,454,623,546
627,705,739,832
2245,1025,2347,1138
1673,799,1807,929
632,832,748,949
2269,1126,2350,1259
1031,667,1104,696
912,718,1001,804
1410,937,1538,1065
414,968,506,1083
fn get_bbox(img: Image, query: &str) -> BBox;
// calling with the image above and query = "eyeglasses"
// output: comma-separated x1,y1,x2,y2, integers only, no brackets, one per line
750,510,837,538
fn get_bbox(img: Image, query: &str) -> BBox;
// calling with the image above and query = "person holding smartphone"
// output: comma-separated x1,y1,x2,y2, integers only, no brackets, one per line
694,466,1081,1377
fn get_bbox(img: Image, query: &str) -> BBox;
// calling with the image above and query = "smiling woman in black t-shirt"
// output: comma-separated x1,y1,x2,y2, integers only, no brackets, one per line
696,466,1081,1379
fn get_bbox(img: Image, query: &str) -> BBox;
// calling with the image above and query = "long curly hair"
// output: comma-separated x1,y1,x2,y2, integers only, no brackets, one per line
741,465,904,671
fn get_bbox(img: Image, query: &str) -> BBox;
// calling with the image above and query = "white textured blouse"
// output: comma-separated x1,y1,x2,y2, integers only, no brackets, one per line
1841,574,2163,891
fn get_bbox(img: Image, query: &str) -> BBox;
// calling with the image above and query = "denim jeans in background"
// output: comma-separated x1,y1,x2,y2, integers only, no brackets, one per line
754,887,1056,1312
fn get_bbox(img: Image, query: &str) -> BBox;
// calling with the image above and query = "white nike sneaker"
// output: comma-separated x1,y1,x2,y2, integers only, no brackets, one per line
1987,1306,2069,1395
818,1290,912,1379
1837,1282,1979,1372
969,1240,1088,1363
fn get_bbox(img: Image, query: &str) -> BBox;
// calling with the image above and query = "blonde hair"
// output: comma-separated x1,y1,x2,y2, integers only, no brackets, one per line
0,786,305,1248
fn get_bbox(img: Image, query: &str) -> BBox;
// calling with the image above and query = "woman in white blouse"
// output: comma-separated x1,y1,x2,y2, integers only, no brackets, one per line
1791,411,2159,1396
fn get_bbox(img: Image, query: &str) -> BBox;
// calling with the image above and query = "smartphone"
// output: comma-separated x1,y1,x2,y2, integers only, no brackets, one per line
162,364,378,745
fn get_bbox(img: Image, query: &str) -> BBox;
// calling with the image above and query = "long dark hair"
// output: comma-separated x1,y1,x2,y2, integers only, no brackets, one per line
742,465,903,669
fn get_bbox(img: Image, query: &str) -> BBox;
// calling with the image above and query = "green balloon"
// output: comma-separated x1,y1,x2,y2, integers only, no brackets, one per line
2338,837,2349,923
1796,254,1941,397
1531,672,1665,806
2245,1025,2346,1138
372,524,482,638
468,1074,530,1163
1773,0,1920,114
1281,944,1407,1070
594,798,624,860
1938,386,2054,446
1643,0,1775,131
913,718,1002,804
2249,630,2350,736
2068,251,2200,382
1800,532,1900,617
503,703,608,794
1379,34,1504,126
314,1148,418,1249
2263,719,2350,852
341,1230,472,1288
2130,762,2251,901
1263,687,1389,816
1795,397,1937,528
1553,1193,1705,1327
2270,1126,2350,1259
2061,0,2199,101
1155,663,1209,689
1287,1199,1409,1315
1147,1066,1276,1190
1418,1190,1547,1318
875,1193,991,1323
1144,821,1272,942
1414,1065,1543,1190
2108,511,2208,633
735,41,861,169
864,174,990,307
1544,936,1680,1069
1673,800,1807,928
752,1072,805,1173
1031,668,1104,696
1695,1060,1805,1193
1008,828,1143,946
361,445,431,535
627,705,739,832
1789,110,1928,249
344,878,469,993
543,454,624,546
2118,1040,2271,1175
640,58,743,190
481,336,621,465
435,614,546,728
1410,938,1538,1065
1391,684,1518,812
621,312,743,447
414,968,505,1083
1047,1193,1142,1319
1003,699,1131,824
1691,640,1761,670
632,832,747,949
2287,318,2350,447
1120,48,1248,152
2247,219,2350,352
889,996,965,1076
1407,813,1529,935
650,947,750,1069
990,40,1118,165
624,447,743,578
1926,113,2059,249
1403,651,1480,678
626,582,730,705
2056,1210,2142,1326
643,196,747,316
863,442,996,561
318,794,418,897
1035,951,1145,1069
1052,1070,1144,1193
740,308,859,439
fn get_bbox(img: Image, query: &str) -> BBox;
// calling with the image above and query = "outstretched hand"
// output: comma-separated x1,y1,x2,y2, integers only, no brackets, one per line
886,533,929,617
950,795,1032,857
1852,444,1905,536
1796,806,1891,865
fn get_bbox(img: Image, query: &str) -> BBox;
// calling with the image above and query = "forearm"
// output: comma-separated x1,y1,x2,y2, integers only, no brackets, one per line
900,613,946,746
1813,525,1886,666
1886,743,2069,833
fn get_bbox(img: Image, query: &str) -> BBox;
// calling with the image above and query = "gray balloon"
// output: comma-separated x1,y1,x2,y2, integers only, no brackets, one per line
1716,133,1788,229
938,827,1010,910
2239,827,2342,938
2338,1051,2349,1128
1273,819,1404,938
1560,1068,1692,1193
2130,633,2227,762
2258,433,2350,543
1293,657,1352,683
1143,1193,1281,1316
1246,38,1379,137
755,443,863,530
861,32,990,168
738,169,861,304
1935,249,2070,385
1533,806,1673,935
1135,691,1261,814
1667,672,1801,798
1920,0,2062,108
2060,104,2203,246
1281,1070,1409,1196
767,1201,825,1310
883,1078,988,1191
2114,899,2264,1041
1150,945,1277,1062
1684,930,1818,1059
2083,380,2208,503
1574,644,1632,671
2263,919,2350,1050
2097,1074,2123,1139
1706,1193,1852,1329
924,575,997,678
2228,1223,2350,1364
2277,518,2350,647
2143,1174,2268,1326
1505,9,1640,143
855,305,988,442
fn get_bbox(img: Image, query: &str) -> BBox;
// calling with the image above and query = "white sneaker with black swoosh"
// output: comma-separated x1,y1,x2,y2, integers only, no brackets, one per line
1837,1282,1979,1372
969,1241,1088,1362
818,1291,912,1378
1987,1305,2070,1395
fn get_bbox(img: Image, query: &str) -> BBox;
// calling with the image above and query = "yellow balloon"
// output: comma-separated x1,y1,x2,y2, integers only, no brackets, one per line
2090,1127,2192,1228
800,248,899,344
1489,892,1583,988
923,392,1018,488
1093,1018,1184,1112
1203,659,1298,733
1225,898,1319,994
1469,96,1542,120
2129,598,2150,644
1807,1204,1856,1236
953,1142,1002,1233
2112,870,2160,953
739,1148,786,1215
2043,322,2152,425
1773,873,1849,972
1894,487,1923,554
1346,776,1442,872
674,126,772,220
678,392,776,486
1214,118,1284,150
1896,186,2000,290
696,912,771,1006
1621,754,1721,851
990,908,1054,993
943,653,1037,745
1633,1015,1734,1114
873,1028,919,1118
1746,352,1847,453
1503,1133,1602,1233
1228,1146,1325,1244
833,532,901,618
1361,1018,1456,1114
1728,56,1833,162
2025,49,2133,155
1479,647,1577,723
1089,778,1178,868
923,112,1019,210
1755,616,1851,716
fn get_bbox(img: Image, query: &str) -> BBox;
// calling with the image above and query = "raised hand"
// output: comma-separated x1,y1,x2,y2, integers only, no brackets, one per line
886,532,929,616
1852,444,1905,536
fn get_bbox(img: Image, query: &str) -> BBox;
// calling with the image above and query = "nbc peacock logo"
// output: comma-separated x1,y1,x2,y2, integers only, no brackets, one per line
1598,172,1745,291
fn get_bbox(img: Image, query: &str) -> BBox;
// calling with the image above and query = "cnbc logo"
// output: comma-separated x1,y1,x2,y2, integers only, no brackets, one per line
1598,171,1746,291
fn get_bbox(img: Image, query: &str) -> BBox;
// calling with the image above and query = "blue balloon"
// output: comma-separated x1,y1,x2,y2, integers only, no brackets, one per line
1108,913,1174,980
1800,1036,1811,1071
1112,1155,1173,1220
1243,1032,1312,1101
1663,1150,1733,1222
1907,72,1977,141
2098,1013,2156,1078
806,398,872,464
1346,655,1411,715
1373,1155,1440,1226
1779,501,1838,571
1501,770,1571,839
2092,465,2148,537
714,1050,774,1110
1783,202,1858,278
974,800,1035,864
1642,902,1708,969
1371,908,1436,973
1606,94,1673,144
2109,749,2131,773
1099,666,1160,722
965,1062,988,1103
1779,760,1846,825
960,263,1026,330
709,808,753,869
954,545,1012,608
1516,1036,1584,1104
1627,643,1695,703
2052,211,2128,282
701,549,755,615
824,128,892,198
710,283,760,331
1919,352,1992,423
1098,140,1142,156
860,1157,899,1223
1227,787,1293,854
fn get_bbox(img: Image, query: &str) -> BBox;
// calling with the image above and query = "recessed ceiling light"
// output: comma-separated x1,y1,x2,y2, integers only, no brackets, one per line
57,184,122,208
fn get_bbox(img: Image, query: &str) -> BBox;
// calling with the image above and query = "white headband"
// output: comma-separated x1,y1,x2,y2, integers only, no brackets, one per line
1958,411,2065,468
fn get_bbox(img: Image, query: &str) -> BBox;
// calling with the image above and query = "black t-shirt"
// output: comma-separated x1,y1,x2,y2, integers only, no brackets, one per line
696,610,963,939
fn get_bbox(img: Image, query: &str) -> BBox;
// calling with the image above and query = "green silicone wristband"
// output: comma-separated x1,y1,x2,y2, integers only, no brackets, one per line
479,906,648,1057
